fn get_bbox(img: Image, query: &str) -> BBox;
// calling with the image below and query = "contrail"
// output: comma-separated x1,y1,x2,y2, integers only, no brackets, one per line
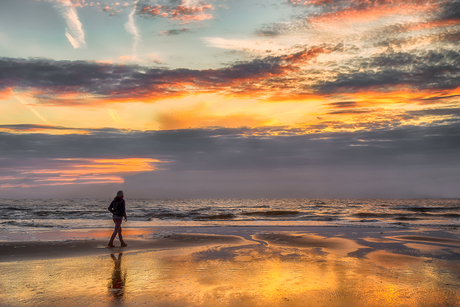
57,0,86,48
107,109,122,124
13,93,54,125
125,0,141,57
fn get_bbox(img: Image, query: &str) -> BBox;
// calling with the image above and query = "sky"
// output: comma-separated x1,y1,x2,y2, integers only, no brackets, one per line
0,0,460,199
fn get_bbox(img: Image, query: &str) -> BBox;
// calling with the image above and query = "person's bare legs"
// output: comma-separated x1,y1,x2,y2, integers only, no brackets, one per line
108,217,123,247
117,222,125,245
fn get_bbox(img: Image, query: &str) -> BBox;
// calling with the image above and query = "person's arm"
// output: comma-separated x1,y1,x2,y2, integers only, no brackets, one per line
123,200,127,221
108,201,114,214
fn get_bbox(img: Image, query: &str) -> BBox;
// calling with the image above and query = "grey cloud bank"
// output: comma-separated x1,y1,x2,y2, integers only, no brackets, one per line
1,123,460,198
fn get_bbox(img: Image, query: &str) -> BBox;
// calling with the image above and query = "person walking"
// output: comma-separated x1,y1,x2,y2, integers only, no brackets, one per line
108,190,128,248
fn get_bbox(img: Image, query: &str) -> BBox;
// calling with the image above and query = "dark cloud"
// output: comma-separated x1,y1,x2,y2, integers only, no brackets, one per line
257,29,281,37
325,101,358,108
420,94,460,104
373,29,460,50
256,18,311,37
159,28,190,35
389,49,459,67
323,101,372,115
0,57,275,102
437,0,460,22
407,107,460,117
314,49,460,93
0,48,331,103
137,0,215,23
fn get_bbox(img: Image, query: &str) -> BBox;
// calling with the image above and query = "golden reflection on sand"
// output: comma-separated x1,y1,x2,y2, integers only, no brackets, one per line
405,243,451,253
362,237,396,244
366,250,428,269
253,232,365,257
388,235,460,246
108,253,126,302
0,232,459,307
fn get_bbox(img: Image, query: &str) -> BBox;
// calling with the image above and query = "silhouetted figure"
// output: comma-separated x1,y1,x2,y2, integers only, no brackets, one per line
108,190,128,247
108,253,126,302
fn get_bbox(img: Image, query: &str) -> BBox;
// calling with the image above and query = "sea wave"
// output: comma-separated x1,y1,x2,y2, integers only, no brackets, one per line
1,220,67,229
0,198,459,231
241,210,302,216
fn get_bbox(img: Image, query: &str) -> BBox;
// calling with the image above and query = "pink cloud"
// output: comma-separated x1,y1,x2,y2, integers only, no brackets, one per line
138,0,215,24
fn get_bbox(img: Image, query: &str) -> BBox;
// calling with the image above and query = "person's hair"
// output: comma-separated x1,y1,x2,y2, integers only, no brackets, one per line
116,190,124,197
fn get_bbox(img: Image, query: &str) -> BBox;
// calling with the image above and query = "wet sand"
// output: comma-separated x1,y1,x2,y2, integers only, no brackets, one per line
0,226,459,306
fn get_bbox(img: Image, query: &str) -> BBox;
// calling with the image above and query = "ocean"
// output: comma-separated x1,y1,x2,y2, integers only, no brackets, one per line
1,198,459,233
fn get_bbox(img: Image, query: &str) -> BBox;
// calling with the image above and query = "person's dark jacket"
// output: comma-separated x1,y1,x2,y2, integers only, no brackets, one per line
108,197,126,218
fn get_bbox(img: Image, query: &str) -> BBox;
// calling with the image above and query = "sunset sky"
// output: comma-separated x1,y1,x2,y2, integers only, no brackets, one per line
1,0,459,198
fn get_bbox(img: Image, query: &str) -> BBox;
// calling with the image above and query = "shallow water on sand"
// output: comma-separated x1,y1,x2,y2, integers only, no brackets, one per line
0,227,459,307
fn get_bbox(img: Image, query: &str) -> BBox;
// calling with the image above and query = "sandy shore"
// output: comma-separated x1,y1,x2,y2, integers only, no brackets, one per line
0,226,459,306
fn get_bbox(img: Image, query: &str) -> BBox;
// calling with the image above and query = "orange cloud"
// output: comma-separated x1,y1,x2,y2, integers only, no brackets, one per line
156,104,270,130
0,158,167,188
170,3,214,23
408,19,460,31
303,0,438,25
261,93,328,103
26,158,165,175
0,87,14,99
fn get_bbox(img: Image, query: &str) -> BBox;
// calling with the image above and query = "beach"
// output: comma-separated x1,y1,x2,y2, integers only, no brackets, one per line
1,226,459,307
3,0,460,305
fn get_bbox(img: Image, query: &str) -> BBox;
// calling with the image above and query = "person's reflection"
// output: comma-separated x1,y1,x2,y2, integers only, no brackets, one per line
108,253,127,302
